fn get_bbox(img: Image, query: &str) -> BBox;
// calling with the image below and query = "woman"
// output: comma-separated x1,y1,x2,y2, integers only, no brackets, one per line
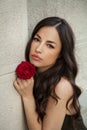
13,17,87,130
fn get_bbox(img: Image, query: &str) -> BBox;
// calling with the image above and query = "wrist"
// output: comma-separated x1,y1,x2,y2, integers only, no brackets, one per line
22,96,36,110
22,94,34,102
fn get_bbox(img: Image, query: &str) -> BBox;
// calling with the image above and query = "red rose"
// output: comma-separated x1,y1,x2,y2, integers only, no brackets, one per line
16,61,36,79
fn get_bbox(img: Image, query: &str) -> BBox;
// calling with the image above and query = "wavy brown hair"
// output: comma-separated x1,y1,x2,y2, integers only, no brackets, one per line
25,17,81,126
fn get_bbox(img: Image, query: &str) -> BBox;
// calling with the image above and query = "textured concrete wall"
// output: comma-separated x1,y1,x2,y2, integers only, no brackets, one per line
0,0,87,129
0,0,28,130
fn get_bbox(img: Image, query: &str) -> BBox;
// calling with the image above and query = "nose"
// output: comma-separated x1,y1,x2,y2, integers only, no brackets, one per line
35,43,44,53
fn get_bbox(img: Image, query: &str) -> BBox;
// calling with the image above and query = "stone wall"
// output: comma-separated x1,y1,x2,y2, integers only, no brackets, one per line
0,0,87,129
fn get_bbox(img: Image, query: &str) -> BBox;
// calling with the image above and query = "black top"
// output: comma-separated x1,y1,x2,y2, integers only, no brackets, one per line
62,115,87,130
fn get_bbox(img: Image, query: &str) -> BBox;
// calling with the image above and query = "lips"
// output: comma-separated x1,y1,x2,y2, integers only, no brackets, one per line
31,54,42,61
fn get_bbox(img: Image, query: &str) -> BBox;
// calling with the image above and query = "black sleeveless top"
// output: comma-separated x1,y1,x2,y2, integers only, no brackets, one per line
62,115,87,130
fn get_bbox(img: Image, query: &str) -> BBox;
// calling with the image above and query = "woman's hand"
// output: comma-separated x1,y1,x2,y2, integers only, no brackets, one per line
13,77,42,130
13,77,34,99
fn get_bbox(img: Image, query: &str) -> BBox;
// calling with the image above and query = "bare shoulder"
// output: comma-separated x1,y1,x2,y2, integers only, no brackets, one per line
55,77,73,100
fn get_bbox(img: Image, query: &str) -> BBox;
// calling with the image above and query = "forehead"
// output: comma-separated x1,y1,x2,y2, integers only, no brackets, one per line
36,26,60,40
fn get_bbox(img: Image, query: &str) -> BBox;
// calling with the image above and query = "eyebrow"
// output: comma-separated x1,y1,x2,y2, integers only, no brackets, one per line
35,34,57,44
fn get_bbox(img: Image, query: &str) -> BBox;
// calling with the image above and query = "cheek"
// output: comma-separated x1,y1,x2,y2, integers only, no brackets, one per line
29,44,33,58
30,42,38,52
47,50,59,58
29,43,35,54
30,43,33,50
44,51,59,63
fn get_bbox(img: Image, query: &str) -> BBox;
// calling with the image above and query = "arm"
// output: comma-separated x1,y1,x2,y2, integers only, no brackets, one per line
42,77,74,130
22,96,42,130
13,77,73,130
13,77,42,130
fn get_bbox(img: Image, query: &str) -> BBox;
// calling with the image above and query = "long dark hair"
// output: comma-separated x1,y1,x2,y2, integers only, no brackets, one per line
25,16,81,125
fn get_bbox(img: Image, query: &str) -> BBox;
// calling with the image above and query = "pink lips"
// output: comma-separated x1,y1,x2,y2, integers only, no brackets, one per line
31,54,42,61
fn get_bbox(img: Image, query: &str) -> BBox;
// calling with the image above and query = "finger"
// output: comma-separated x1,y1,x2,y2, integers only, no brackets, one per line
31,77,34,83
13,80,23,96
26,77,34,85
13,80,20,90
29,77,34,82
21,79,28,87
16,78,23,86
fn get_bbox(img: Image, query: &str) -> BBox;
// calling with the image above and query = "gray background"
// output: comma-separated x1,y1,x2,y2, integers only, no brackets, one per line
0,0,87,130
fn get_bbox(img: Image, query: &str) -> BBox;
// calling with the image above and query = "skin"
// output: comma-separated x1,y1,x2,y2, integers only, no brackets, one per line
13,26,74,130
29,26,62,72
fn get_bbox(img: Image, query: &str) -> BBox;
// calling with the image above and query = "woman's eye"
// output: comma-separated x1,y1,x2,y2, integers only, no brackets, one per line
33,37,40,42
47,44,55,49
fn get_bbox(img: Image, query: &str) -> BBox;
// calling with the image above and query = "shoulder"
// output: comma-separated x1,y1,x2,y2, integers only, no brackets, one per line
55,77,73,101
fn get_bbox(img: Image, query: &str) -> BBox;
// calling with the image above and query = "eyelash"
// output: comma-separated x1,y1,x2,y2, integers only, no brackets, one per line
33,37,55,49
47,44,55,48
33,37,40,42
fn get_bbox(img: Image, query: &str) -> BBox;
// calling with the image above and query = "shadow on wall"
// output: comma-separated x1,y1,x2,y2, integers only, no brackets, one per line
79,90,87,127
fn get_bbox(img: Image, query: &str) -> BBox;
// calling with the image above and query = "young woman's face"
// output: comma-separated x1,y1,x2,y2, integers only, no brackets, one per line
29,26,62,72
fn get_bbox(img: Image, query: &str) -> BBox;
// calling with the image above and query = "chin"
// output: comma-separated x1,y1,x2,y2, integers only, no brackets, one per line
30,60,40,67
